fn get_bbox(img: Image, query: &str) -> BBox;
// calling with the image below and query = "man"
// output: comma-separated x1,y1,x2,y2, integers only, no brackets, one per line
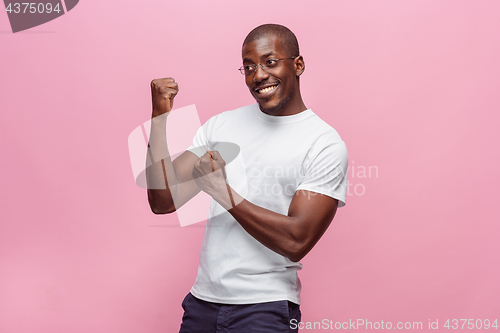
147,24,348,333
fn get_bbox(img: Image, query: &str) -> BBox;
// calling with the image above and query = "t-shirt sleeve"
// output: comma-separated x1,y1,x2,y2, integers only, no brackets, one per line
296,136,348,207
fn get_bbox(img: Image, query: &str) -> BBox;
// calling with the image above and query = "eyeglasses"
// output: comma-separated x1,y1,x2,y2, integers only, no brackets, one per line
238,57,297,75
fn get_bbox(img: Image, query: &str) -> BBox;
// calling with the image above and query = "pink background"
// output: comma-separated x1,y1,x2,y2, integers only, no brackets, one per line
1,1,499,332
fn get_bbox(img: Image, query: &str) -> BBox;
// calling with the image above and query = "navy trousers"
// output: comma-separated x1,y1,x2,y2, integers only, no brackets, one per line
179,293,301,333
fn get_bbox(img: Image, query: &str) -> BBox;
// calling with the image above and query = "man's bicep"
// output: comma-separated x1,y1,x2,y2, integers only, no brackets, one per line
171,150,201,208
288,190,339,245
172,150,199,182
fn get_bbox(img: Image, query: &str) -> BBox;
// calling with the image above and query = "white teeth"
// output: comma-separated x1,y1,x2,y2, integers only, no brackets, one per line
258,85,277,94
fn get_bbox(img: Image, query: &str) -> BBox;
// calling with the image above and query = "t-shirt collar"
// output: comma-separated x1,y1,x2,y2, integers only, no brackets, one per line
253,103,314,124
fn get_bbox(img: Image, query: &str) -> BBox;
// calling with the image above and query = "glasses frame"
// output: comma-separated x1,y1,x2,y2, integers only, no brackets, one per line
238,56,298,75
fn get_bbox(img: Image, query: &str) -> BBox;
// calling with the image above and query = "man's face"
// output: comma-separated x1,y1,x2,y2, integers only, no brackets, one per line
242,35,299,114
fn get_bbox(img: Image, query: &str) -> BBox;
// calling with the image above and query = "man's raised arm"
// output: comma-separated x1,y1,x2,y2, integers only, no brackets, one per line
146,78,200,214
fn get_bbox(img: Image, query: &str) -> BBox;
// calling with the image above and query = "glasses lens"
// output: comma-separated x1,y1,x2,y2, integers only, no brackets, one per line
240,65,256,75
264,59,279,69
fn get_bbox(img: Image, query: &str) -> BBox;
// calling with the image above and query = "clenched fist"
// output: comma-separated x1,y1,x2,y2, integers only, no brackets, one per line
192,151,228,193
151,78,178,117
192,151,236,209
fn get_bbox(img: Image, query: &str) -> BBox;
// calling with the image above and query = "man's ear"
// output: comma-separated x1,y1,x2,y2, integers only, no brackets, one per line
295,55,305,77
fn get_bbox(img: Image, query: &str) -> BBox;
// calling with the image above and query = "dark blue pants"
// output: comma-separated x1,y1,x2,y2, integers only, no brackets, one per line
179,293,301,333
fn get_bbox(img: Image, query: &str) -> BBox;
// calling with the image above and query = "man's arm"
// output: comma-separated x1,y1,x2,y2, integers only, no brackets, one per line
192,151,339,262
146,78,200,214
228,190,338,263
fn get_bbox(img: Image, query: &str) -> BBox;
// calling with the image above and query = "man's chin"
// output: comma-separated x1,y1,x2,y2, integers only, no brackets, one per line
258,98,290,115
258,103,281,114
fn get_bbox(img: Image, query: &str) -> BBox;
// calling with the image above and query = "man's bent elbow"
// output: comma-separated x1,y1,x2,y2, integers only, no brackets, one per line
285,240,311,263
150,204,176,215
287,249,309,263
147,189,177,214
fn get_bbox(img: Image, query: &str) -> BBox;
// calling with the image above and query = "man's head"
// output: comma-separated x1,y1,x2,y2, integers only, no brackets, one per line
241,24,306,116
243,24,300,59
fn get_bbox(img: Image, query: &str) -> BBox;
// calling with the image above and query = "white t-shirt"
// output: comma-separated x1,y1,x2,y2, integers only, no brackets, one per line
187,103,348,305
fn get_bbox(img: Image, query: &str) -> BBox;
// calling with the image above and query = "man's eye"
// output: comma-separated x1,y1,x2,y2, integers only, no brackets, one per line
266,59,278,67
245,65,255,71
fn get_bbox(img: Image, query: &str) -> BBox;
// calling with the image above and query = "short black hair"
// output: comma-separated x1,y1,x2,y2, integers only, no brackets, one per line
243,24,300,58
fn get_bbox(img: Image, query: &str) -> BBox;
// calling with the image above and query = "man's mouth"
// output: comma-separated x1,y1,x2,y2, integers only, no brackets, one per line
256,84,279,95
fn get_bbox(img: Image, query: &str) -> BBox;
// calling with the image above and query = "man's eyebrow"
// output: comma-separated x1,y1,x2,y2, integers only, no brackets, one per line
260,52,275,59
242,52,277,63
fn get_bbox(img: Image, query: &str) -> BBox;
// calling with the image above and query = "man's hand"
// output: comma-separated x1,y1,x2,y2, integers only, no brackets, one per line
192,151,229,198
150,77,178,118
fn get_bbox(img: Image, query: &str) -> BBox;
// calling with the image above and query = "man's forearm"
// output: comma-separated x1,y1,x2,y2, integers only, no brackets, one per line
231,199,304,262
210,188,313,262
146,114,179,214
205,183,338,262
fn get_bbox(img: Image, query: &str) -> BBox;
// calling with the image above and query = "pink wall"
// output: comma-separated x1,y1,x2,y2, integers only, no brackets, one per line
1,1,499,332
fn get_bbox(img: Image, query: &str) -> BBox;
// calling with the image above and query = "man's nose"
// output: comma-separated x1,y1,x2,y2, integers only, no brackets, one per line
253,64,269,82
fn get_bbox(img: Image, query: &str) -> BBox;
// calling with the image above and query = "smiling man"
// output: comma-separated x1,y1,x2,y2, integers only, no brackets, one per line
147,24,348,333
